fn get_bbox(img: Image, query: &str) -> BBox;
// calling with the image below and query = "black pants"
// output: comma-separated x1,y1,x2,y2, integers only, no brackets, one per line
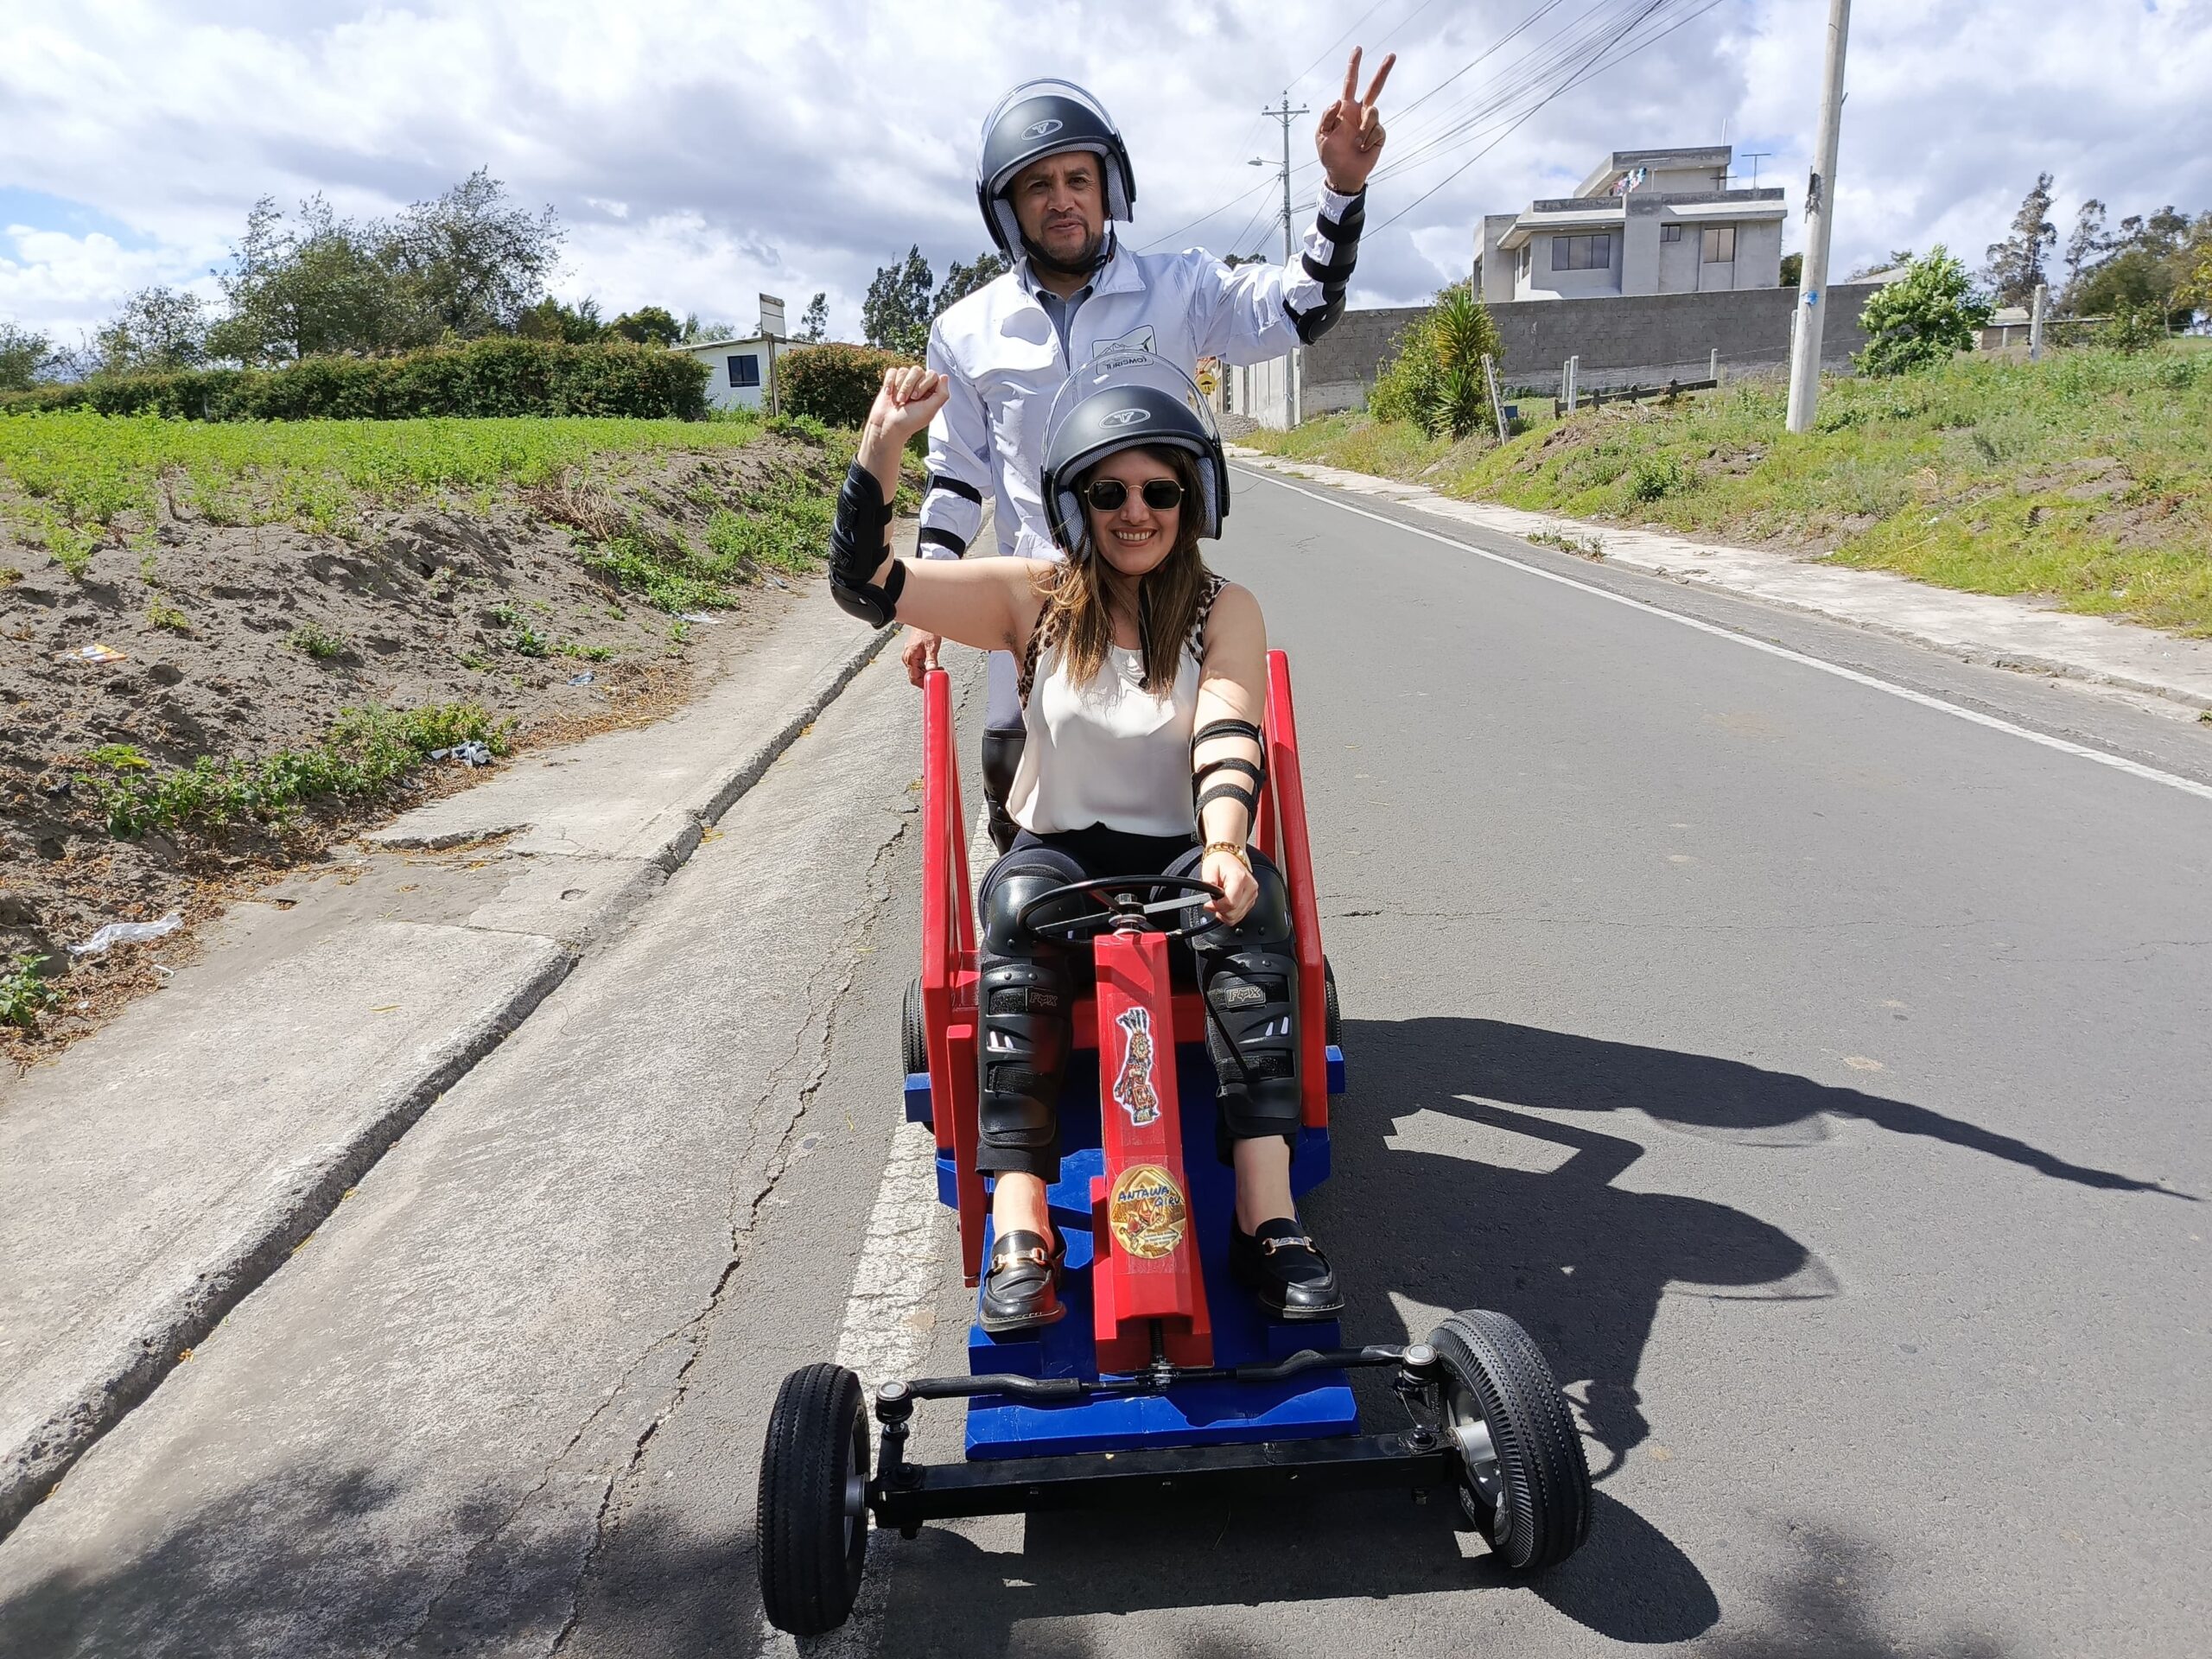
974,825,1305,1181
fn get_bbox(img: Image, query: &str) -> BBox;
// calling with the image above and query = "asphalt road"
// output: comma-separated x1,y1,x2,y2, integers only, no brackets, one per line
3,464,2208,1656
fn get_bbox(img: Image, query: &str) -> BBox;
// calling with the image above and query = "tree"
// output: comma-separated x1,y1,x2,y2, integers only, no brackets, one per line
2069,206,2208,328
384,168,563,340
92,285,208,374
1370,281,1504,440
798,292,830,342
608,305,680,346
2061,199,2109,300
861,245,934,356
933,251,1011,316
1983,174,2056,307
1854,246,1991,376
516,296,606,343
1779,251,1803,287
1845,250,1913,281
206,194,415,365
0,321,58,390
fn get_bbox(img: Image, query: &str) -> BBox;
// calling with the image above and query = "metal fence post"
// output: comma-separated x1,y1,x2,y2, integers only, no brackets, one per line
2029,284,2047,362
1709,346,1720,384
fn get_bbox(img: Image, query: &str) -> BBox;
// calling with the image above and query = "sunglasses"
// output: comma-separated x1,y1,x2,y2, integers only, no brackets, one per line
1084,477,1185,512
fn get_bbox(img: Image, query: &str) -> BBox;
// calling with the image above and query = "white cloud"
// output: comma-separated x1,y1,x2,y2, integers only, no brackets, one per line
0,0,2206,342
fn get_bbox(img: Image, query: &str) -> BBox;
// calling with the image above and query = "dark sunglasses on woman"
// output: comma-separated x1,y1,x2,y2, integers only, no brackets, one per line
1084,477,1185,512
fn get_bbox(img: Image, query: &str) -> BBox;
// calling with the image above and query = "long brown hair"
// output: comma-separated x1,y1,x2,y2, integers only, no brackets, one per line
1035,445,1212,696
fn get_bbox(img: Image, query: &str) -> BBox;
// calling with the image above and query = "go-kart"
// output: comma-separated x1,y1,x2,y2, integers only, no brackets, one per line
758,652,1592,1636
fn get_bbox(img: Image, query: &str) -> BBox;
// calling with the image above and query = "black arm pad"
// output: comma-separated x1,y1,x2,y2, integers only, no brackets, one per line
830,461,906,626
1290,188,1365,345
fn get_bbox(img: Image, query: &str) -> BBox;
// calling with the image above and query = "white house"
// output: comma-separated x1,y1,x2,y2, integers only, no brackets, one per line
675,294,788,412
1473,147,1786,303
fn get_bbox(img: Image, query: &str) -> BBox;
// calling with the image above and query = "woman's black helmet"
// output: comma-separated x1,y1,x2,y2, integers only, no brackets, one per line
976,79,1135,259
1039,351,1228,555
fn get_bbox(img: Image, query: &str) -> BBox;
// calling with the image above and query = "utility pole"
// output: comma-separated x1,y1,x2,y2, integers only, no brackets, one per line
1785,0,1851,435
1262,91,1311,427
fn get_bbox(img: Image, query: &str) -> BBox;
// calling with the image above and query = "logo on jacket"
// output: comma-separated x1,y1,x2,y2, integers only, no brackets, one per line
1111,1006,1160,1126
1099,408,1153,429
1108,1163,1188,1260
1022,118,1065,139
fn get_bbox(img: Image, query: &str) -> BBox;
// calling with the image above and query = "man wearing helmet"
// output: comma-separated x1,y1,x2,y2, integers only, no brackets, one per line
912,51,1395,853
830,353,1340,1334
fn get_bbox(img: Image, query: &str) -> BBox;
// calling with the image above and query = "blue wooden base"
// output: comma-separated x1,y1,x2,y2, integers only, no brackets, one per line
918,1042,1352,1460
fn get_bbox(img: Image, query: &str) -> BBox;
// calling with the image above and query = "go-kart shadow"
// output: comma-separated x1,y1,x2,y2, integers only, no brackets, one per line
886,1485,1718,1650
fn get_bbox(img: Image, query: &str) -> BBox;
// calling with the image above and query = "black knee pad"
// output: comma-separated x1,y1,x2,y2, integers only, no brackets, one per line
976,861,1081,1162
978,956,1070,1153
1190,864,1302,1144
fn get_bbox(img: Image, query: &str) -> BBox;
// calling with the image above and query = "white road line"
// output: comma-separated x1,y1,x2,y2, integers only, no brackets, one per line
764,805,993,1658
1236,465,2212,806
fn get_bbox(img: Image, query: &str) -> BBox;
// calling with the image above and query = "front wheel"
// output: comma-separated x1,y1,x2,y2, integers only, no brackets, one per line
1430,1309,1592,1573
758,1363,871,1635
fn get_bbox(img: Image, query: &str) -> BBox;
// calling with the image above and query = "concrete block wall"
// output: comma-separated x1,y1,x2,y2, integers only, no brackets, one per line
1300,283,1889,414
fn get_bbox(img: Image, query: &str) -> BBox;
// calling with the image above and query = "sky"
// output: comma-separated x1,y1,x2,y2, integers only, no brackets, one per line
3,0,2208,346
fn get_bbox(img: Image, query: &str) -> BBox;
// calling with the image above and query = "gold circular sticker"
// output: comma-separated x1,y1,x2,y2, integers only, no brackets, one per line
1108,1163,1189,1261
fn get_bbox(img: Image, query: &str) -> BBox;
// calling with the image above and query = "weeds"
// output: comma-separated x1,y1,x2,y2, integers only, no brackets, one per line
147,597,191,633
1,951,60,1032
82,702,511,838
1529,529,1605,559
287,621,348,660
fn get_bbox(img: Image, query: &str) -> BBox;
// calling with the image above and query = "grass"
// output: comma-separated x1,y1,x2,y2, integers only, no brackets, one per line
0,407,791,569
76,702,512,838
1242,344,2212,636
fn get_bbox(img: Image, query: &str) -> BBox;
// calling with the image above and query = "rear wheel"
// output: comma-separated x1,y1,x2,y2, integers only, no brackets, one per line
1321,957,1341,1049
1430,1309,1592,1573
758,1363,870,1635
901,976,927,1077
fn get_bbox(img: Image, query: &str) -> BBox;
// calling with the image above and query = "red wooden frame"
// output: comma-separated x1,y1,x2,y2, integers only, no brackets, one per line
920,649,1329,1287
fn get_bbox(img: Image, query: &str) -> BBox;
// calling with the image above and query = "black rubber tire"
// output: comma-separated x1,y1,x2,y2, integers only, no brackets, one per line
901,976,927,1078
1430,1308,1592,1574
1321,957,1342,1050
757,1363,870,1636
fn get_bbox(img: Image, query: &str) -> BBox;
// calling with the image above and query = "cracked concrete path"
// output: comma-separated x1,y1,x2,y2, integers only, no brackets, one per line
0,642,956,1657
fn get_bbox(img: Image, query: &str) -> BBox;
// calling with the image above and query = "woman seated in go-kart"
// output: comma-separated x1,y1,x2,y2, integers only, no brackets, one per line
828,353,1341,1336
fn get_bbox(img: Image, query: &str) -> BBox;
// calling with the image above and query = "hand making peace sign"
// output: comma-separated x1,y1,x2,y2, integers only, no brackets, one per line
1314,47,1395,195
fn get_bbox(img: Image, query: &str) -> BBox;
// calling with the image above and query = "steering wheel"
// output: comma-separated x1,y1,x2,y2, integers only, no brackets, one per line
1015,874,1227,944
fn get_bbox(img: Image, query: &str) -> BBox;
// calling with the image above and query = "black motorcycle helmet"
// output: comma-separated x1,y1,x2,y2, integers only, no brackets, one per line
1039,352,1229,556
976,79,1135,269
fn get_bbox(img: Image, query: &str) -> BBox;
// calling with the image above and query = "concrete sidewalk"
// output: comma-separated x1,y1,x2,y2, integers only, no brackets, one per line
1229,446,2212,716
0,581,894,1536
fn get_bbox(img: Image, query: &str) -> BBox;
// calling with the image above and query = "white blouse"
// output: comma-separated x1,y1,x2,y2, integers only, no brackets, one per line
1006,639,1202,838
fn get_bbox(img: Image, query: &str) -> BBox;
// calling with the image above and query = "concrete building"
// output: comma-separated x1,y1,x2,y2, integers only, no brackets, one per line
1473,146,1786,304
673,294,788,412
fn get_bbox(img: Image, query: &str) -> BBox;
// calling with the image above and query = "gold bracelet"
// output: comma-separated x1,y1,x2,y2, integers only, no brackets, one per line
1202,840,1251,871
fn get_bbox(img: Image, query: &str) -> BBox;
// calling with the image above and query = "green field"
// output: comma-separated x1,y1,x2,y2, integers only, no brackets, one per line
0,408,816,574
1242,346,2212,636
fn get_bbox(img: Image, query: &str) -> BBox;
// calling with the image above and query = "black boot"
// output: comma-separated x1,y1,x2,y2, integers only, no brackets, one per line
980,728,1026,856
1230,1217,1344,1321
979,1229,1065,1334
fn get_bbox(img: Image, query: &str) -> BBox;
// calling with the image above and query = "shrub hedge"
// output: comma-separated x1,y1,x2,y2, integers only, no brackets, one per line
779,342,915,429
0,337,709,422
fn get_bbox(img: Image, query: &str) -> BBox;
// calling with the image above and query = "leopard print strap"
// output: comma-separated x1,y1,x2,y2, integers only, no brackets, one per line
1186,572,1228,663
1017,607,1058,709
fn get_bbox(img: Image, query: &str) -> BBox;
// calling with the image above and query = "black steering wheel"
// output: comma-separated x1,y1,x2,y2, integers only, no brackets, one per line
1015,874,1226,944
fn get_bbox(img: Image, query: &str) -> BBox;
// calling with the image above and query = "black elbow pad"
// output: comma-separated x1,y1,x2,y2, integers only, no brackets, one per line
829,461,906,626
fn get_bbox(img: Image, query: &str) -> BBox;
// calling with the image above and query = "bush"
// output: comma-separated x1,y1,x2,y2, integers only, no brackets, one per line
1370,282,1503,441
2099,302,2169,354
1627,453,1694,501
1855,246,1992,377
0,337,708,422
779,342,914,429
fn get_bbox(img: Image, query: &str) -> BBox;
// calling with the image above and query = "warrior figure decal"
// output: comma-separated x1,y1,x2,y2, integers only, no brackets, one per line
1111,1006,1160,1127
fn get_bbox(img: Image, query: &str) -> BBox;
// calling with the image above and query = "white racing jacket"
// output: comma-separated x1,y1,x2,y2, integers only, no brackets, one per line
918,186,1363,563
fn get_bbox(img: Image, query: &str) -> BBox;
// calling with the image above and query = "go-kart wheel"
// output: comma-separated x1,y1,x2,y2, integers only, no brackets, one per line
1322,957,1341,1049
757,1363,871,1636
1430,1309,1592,1574
901,976,927,1077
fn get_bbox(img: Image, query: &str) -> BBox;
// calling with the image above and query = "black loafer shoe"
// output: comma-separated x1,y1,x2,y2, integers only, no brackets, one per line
1230,1217,1345,1321
979,1229,1066,1334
